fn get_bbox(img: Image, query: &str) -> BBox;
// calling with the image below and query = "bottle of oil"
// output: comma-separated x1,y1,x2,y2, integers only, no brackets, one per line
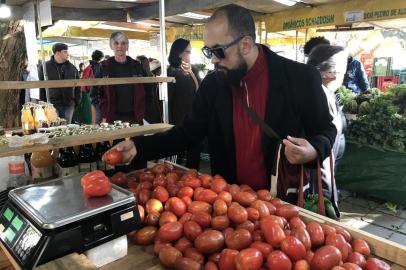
57,147,79,177
78,144,97,173
21,105,35,135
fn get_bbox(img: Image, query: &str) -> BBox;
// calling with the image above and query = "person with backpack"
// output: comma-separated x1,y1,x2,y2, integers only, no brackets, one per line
82,50,104,124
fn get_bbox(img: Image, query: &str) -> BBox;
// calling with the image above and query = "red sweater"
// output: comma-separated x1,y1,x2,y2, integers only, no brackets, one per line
232,46,269,190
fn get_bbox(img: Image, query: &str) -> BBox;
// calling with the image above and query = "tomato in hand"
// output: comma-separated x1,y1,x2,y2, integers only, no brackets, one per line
103,148,123,166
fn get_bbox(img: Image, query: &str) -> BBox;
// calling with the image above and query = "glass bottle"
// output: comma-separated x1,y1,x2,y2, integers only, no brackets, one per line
57,147,79,177
7,155,29,189
78,144,97,173
33,105,48,131
21,105,35,135
30,151,55,183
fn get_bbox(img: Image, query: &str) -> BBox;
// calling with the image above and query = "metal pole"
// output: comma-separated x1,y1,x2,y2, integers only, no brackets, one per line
36,0,48,101
295,30,298,61
159,0,169,124
304,28,308,63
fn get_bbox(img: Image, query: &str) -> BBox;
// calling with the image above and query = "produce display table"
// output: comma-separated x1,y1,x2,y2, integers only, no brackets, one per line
336,142,406,205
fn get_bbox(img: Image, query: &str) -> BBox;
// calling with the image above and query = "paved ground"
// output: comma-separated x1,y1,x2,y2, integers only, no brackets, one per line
338,190,406,246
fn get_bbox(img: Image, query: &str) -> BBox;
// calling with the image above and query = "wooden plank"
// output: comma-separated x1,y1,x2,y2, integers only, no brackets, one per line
35,253,96,270
299,208,406,268
0,242,20,270
0,123,172,158
0,77,175,90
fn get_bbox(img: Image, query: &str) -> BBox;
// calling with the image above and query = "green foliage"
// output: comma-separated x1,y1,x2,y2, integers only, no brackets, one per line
358,101,371,116
387,84,406,116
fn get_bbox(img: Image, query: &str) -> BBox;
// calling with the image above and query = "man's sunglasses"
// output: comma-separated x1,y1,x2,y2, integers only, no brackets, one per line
202,36,244,59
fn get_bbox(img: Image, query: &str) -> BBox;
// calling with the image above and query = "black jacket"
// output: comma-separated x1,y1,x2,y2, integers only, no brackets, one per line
167,66,201,125
38,56,81,106
134,46,336,184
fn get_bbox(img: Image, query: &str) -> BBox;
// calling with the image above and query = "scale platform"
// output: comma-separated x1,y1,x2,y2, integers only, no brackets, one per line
0,174,141,269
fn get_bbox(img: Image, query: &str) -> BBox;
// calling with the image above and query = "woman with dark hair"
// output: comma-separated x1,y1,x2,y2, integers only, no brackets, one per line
307,44,348,215
168,38,201,169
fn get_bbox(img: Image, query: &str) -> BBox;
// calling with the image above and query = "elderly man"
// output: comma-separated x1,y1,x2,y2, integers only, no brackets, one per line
91,32,145,124
106,5,336,202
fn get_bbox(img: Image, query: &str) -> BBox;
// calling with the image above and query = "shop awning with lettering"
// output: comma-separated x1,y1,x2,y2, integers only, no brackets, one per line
262,0,406,33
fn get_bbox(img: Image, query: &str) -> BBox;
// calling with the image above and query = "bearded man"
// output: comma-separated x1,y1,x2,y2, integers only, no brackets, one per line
106,4,336,202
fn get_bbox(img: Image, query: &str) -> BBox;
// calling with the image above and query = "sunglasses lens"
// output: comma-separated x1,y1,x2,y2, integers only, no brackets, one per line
212,48,225,59
202,47,212,59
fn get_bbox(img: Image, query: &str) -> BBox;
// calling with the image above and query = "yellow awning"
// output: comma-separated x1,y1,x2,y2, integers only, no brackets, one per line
262,0,406,33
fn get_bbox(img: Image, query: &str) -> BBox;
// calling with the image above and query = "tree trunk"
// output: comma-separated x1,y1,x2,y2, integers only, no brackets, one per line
0,20,27,128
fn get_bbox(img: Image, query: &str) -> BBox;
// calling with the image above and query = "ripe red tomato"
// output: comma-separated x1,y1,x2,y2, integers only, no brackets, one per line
178,186,194,198
218,191,233,206
151,163,168,175
305,250,314,263
132,226,157,245
214,199,228,216
352,239,371,257
233,192,257,207
204,261,218,270
166,172,179,184
276,204,299,221
293,259,310,270
109,172,127,187
320,223,337,236
174,237,193,253
157,221,183,242
188,201,213,214
281,235,307,262
184,247,205,264
311,245,342,270
235,248,263,270
194,230,225,254
228,203,248,224
342,263,362,270
325,233,349,261
166,184,180,197
289,217,306,230
82,175,112,197
152,186,169,203
257,189,272,201
153,242,171,255
260,216,286,248
159,246,182,268
306,222,325,248
264,201,277,215
167,197,187,217
183,220,203,241
250,200,270,218
334,226,352,243
252,230,264,242
211,178,228,193
103,148,123,166
191,211,212,228
137,205,145,223
196,189,218,204
225,228,253,251
365,258,390,270
267,250,292,270
178,212,193,224
228,184,240,197
184,177,202,189
291,227,312,251
159,211,177,226
247,207,260,221
139,172,155,182
145,212,160,226
211,216,231,231
139,181,153,190
153,174,167,188
250,241,273,259
175,257,202,270
347,252,367,269
199,174,213,188
236,220,255,233
219,249,239,270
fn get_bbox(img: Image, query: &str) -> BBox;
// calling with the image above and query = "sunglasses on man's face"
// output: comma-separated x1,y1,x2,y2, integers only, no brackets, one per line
202,36,244,59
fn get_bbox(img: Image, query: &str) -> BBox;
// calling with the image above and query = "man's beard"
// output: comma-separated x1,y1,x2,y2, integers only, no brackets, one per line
215,58,248,89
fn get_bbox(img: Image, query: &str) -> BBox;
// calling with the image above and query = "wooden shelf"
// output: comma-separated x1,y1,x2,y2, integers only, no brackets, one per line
0,123,172,157
0,77,175,90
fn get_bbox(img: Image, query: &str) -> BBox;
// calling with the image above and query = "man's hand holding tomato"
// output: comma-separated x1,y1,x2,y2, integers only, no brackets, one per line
102,140,137,166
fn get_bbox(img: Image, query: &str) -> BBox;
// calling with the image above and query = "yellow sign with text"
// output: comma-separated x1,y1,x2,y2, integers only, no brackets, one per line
263,0,406,32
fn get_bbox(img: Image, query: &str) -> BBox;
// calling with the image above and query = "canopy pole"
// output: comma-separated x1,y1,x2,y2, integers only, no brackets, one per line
159,0,169,124
36,0,48,101
295,30,298,61
304,28,308,63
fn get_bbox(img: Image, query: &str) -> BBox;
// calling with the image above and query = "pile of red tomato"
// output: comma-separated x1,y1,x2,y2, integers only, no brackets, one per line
116,163,390,270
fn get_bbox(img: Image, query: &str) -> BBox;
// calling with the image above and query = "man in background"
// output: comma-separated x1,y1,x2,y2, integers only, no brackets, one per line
343,56,369,93
38,43,81,124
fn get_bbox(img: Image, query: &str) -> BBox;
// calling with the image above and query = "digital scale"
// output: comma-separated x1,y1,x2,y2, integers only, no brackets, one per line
0,174,142,269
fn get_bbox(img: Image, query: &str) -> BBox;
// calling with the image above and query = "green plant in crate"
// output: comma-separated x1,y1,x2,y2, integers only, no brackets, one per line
387,84,406,116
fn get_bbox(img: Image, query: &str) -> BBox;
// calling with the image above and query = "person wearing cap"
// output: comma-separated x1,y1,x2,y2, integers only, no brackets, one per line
107,5,336,202
38,43,81,124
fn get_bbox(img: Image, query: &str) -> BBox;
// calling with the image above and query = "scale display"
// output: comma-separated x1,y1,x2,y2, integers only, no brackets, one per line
0,204,43,266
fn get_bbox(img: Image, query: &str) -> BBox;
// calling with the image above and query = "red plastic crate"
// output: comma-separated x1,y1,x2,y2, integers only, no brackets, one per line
376,76,400,92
